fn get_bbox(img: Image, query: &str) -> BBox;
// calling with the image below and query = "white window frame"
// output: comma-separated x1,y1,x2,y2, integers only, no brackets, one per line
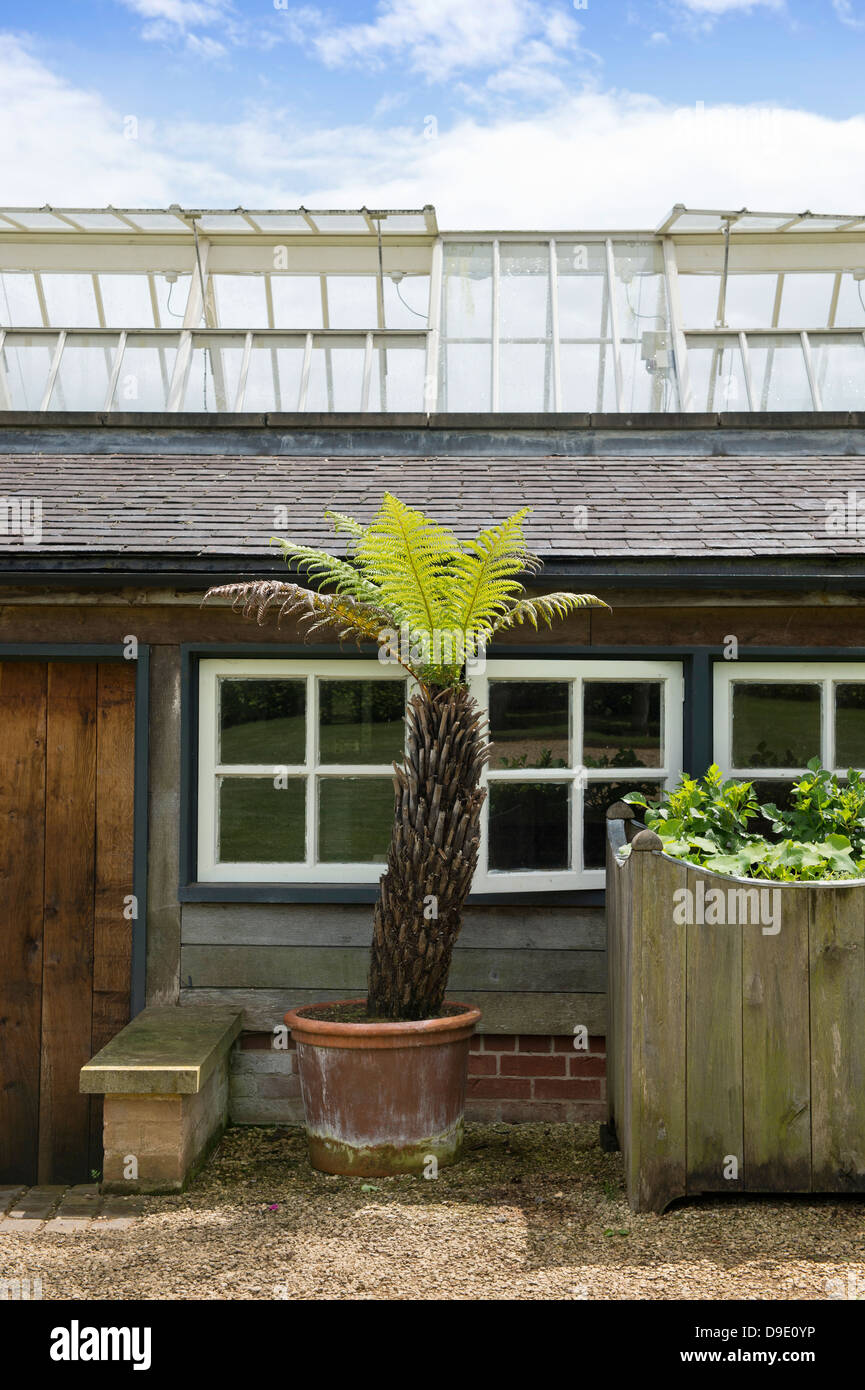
713,660,865,778
198,658,412,883
469,659,684,891
198,656,684,889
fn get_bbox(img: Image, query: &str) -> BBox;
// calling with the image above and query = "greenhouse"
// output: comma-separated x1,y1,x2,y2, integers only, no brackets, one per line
2,202,865,414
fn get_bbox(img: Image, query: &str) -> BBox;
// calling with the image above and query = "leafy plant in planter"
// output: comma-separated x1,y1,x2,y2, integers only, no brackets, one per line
208,493,608,1019
624,760,865,881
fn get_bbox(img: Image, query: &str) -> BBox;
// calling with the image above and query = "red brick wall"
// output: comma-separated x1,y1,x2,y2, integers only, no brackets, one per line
232,1031,607,1127
466,1035,606,1124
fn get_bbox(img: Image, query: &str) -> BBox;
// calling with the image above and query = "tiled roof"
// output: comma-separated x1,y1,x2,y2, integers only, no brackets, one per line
0,453,863,559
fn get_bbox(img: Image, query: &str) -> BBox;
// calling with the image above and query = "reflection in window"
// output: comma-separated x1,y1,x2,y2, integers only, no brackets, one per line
489,682,570,769
219,776,305,862
219,679,306,765
319,680,406,764
489,782,570,870
318,777,394,862
835,683,865,768
731,682,821,768
583,682,662,768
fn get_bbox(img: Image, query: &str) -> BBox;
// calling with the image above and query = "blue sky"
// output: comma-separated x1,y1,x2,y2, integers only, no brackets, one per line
1,1,864,224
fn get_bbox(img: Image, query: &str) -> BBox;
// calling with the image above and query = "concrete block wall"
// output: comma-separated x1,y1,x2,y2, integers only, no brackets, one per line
102,1064,229,1193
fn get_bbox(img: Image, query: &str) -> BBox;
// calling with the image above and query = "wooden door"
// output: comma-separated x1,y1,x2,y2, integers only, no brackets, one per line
0,660,136,1185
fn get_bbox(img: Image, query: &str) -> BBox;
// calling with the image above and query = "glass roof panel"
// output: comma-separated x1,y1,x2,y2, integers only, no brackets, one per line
68,213,131,230
731,215,793,231
196,215,255,232
249,215,313,232
787,217,859,232
124,213,192,231
310,214,372,232
8,212,74,230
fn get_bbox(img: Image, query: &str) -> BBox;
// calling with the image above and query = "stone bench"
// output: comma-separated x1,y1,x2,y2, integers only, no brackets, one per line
80,1006,242,1194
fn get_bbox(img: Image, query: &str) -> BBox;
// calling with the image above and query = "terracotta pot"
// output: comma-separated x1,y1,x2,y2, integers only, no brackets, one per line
284,999,481,1176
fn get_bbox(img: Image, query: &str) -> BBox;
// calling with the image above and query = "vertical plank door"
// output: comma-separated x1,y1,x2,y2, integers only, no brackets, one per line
0,659,135,1186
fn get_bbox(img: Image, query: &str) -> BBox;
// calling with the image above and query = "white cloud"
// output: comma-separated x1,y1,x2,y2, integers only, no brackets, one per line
291,0,584,81
833,0,865,28
116,0,236,56
1,32,865,227
648,31,671,44
674,0,782,12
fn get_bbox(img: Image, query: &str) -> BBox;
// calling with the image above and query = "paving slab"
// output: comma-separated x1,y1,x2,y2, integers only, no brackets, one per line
45,1218,94,1233
57,1187,103,1218
0,1188,26,1214
0,1218,44,1235
7,1187,65,1220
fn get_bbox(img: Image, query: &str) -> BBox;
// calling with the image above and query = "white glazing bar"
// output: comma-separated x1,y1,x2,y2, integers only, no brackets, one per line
661,236,691,412
491,238,500,411
604,238,624,411
828,273,842,328
0,330,10,410
361,331,374,411
423,237,442,412
104,330,127,411
167,240,208,410
549,239,562,411
33,273,49,328
800,330,822,410
234,331,253,411
306,674,317,866
40,331,66,410
738,331,756,411
166,330,193,411
298,331,313,410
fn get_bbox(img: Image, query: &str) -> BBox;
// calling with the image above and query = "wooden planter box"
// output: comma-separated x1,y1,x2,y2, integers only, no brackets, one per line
605,804,865,1213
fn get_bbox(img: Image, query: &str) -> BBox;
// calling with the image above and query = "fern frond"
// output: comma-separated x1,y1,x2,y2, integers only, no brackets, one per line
355,492,459,636
444,507,540,635
492,591,610,632
203,580,392,647
324,509,367,551
272,537,392,611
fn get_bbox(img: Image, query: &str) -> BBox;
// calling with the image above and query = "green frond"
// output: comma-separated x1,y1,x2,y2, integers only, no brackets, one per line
354,492,460,637
443,507,539,636
492,591,611,633
272,537,390,611
324,509,367,550
203,580,392,648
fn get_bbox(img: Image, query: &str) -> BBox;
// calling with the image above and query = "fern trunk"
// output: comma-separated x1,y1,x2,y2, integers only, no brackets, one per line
367,685,487,1020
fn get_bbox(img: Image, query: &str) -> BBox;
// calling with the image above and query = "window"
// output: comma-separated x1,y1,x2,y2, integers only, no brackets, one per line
713,662,865,819
198,659,409,882
198,657,683,889
469,660,683,890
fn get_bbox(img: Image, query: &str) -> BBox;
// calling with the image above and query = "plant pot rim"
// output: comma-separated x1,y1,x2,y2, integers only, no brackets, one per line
285,998,482,1049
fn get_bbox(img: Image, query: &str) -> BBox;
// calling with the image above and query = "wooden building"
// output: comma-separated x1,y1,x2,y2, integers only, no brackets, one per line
2,203,865,1182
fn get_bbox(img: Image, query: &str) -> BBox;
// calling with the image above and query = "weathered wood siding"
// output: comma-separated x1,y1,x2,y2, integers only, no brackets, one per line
179,903,607,1035
607,824,865,1212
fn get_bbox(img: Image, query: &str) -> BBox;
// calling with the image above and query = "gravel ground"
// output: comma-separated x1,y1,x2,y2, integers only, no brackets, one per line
3,1123,865,1301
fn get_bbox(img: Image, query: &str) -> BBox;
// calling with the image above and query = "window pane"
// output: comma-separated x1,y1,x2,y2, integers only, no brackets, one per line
583,681,662,768
111,336,177,410
809,335,865,410
583,779,663,869
218,776,305,862
556,242,607,338
1,336,55,409
488,782,569,870
368,345,426,411
560,342,616,411
835,683,865,768
686,337,748,411
49,337,117,411
326,276,378,329
442,243,492,338
243,342,305,411
748,336,813,410
319,777,393,861
500,342,552,411
184,339,245,411
500,243,550,339
319,680,406,763
488,681,570,769
441,342,491,411
219,679,306,765
731,682,821,768
305,344,364,411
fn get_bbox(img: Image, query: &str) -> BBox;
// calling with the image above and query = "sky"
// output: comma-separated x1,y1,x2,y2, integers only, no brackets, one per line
1,0,864,227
